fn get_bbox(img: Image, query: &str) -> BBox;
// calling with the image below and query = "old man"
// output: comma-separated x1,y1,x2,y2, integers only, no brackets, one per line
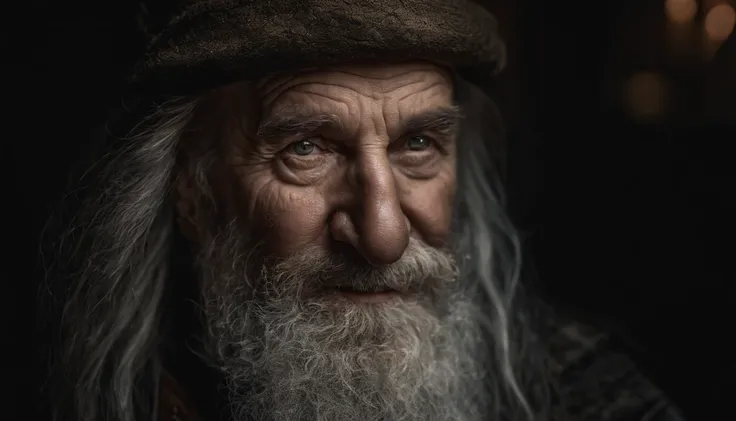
40,1,685,421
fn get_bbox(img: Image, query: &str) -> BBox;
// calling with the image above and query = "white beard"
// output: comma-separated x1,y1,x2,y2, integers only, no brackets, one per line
195,224,490,421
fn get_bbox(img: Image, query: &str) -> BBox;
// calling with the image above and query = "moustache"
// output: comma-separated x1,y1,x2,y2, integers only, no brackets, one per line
264,237,459,297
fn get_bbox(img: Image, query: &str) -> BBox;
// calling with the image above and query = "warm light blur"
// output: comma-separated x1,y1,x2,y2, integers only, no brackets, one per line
705,3,736,41
666,0,698,23
625,72,668,119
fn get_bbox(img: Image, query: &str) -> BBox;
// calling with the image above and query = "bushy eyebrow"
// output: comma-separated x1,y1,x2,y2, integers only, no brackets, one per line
399,106,463,136
256,112,342,140
256,105,463,141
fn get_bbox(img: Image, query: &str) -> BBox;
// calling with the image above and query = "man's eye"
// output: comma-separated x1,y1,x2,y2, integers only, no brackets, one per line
406,135,433,151
291,140,317,156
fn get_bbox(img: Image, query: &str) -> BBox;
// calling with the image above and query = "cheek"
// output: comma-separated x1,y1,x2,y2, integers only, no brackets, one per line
238,172,329,256
399,168,456,246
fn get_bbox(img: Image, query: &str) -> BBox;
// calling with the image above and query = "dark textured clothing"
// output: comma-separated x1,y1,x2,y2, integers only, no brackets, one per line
543,318,686,421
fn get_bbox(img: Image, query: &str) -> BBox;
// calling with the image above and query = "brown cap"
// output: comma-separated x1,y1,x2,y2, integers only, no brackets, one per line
129,0,506,96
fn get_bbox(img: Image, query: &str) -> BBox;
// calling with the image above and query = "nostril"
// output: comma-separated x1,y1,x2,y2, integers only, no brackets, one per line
330,210,360,247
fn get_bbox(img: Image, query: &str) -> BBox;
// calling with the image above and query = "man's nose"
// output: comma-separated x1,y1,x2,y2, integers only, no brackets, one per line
330,149,410,265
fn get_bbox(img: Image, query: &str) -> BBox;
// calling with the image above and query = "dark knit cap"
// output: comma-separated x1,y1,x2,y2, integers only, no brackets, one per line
129,0,506,96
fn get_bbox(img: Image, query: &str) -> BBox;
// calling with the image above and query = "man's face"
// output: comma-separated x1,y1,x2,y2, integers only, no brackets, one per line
178,62,486,421
223,60,456,269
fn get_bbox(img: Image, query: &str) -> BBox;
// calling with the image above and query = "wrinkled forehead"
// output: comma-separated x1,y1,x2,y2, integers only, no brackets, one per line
192,60,458,140
255,60,452,97
254,61,453,113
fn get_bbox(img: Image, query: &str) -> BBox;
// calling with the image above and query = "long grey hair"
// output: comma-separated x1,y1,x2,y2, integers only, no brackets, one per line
39,76,549,421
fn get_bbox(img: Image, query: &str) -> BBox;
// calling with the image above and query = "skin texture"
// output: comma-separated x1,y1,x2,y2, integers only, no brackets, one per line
177,61,458,267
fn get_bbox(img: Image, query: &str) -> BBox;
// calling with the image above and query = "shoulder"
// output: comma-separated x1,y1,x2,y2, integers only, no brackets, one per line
540,313,687,421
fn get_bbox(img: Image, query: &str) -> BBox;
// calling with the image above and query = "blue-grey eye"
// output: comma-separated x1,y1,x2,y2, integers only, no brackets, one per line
406,135,432,151
292,140,316,156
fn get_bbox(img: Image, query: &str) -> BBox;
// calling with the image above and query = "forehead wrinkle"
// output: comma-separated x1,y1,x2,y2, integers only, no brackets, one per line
263,82,359,115
329,66,430,81
257,60,451,98
267,92,352,124
329,61,452,82
262,77,428,111
395,88,454,133
284,86,356,108
256,75,297,106
396,82,450,107
261,66,431,99
256,67,454,145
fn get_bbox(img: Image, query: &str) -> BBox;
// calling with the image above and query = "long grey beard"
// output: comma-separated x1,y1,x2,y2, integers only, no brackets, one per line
195,222,490,421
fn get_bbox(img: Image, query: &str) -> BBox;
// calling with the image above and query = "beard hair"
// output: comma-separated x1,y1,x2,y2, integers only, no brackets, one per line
194,221,490,421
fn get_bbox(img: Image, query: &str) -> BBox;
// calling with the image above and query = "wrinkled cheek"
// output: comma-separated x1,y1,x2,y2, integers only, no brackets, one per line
403,170,456,248
244,183,329,257
207,157,264,223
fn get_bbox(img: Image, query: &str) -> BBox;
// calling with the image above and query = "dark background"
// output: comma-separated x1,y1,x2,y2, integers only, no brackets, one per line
8,0,734,420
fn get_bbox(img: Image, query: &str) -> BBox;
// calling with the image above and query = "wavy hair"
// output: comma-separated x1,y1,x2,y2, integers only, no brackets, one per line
40,76,548,421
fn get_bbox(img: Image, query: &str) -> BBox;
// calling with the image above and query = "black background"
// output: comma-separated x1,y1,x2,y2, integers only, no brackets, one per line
6,1,735,420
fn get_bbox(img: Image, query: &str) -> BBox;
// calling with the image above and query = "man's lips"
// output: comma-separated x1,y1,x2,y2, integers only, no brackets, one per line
319,280,422,296
327,286,400,303
334,290,398,303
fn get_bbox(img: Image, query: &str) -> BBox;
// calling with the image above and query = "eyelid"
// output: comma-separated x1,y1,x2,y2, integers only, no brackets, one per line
396,132,450,152
296,135,327,148
281,136,328,156
260,127,320,146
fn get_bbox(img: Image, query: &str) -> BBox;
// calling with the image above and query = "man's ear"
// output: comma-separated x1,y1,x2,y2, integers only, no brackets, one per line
173,169,202,242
